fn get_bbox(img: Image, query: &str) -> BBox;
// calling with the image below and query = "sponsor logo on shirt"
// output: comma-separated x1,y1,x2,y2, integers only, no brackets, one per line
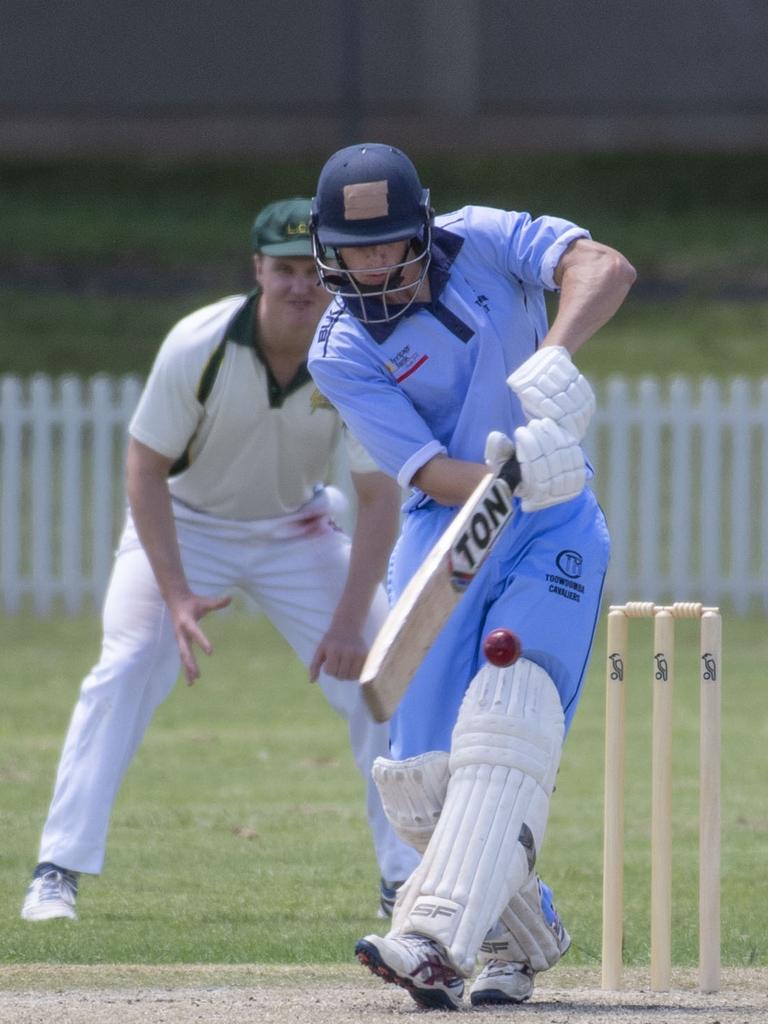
546,549,585,603
384,344,429,384
556,550,583,578
310,388,335,412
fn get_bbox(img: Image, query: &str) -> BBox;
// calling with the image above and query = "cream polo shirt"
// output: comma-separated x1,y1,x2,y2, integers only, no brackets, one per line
129,292,376,521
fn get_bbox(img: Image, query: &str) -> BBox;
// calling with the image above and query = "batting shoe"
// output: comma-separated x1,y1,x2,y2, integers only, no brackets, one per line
469,960,536,1005
470,903,571,1006
20,864,79,921
355,932,464,1010
377,877,404,918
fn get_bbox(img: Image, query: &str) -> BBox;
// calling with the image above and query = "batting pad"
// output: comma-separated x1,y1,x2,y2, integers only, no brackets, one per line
480,871,570,972
372,750,450,854
393,659,565,976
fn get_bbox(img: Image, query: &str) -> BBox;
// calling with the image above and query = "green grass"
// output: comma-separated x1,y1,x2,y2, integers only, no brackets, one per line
1,612,381,963
1,610,765,967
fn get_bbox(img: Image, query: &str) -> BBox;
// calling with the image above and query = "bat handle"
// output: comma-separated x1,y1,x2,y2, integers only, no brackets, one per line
498,454,521,493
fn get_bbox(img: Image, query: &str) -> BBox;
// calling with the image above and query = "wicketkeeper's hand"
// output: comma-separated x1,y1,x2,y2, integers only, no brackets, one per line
507,346,595,441
485,420,586,512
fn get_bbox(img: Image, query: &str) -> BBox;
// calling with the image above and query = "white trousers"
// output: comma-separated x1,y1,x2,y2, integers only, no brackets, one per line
38,497,419,883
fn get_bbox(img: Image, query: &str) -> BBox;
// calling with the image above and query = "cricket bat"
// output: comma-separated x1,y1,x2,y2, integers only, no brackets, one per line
360,458,521,721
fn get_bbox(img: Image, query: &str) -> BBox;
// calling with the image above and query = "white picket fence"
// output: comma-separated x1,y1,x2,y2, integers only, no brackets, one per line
1,375,143,615
586,376,768,614
1,373,767,616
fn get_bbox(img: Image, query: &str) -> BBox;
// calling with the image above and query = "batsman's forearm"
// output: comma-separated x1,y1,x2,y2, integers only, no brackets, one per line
411,455,488,507
546,240,636,354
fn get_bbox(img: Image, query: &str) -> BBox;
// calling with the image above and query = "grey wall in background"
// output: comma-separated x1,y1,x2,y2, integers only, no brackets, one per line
2,0,765,157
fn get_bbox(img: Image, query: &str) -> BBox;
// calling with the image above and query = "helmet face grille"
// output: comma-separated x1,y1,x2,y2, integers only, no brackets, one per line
311,226,433,325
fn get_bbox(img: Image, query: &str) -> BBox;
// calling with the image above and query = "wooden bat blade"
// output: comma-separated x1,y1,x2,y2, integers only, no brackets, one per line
360,470,516,722
360,552,460,721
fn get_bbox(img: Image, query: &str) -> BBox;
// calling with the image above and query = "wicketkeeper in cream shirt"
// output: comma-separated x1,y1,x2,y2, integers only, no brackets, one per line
20,197,420,923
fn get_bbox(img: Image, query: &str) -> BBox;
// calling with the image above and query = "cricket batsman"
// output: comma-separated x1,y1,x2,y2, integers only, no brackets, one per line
308,144,635,1008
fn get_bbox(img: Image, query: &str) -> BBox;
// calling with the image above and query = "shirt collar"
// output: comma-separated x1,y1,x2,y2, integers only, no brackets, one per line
224,289,260,346
351,226,465,344
224,289,310,404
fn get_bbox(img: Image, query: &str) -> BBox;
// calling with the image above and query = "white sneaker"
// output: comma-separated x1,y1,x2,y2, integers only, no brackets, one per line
21,866,79,921
471,875,572,1005
471,920,571,1005
355,932,464,1010
470,960,535,1005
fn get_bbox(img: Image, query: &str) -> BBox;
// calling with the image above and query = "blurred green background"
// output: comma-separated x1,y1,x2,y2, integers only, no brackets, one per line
2,153,767,379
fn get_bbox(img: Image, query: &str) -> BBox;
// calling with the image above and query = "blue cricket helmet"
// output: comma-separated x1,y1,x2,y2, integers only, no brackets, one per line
311,143,431,248
310,143,434,324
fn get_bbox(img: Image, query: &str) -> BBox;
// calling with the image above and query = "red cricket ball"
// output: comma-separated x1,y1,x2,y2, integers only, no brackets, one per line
483,628,522,667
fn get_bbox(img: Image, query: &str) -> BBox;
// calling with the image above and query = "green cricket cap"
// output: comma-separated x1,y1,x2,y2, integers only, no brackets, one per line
250,197,313,256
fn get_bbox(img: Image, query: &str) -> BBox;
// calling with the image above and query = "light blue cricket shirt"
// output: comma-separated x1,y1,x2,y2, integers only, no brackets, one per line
308,205,589,511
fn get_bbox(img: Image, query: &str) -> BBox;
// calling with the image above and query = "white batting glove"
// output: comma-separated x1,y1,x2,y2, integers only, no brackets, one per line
507,346,595,441
512,418,586,512
484,429,516,474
